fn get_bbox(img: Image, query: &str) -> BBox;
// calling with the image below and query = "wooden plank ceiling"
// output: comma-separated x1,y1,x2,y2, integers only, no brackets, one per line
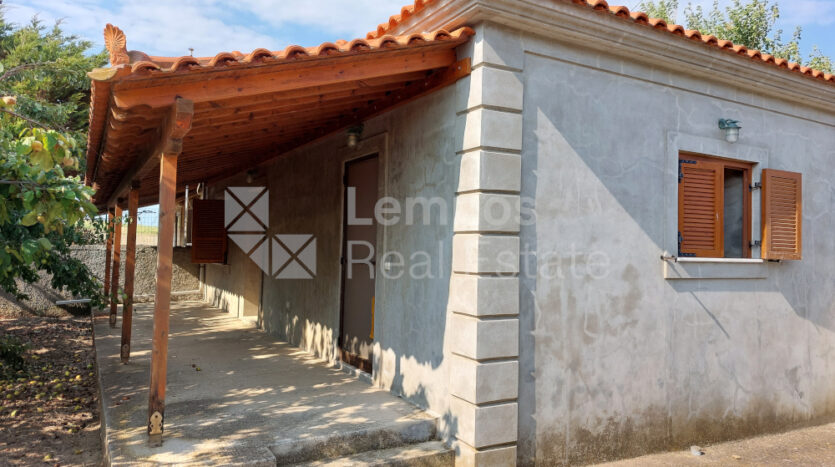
86,25,474,208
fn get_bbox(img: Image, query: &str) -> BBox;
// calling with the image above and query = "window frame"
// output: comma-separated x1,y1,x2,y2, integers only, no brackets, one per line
678,152,754,259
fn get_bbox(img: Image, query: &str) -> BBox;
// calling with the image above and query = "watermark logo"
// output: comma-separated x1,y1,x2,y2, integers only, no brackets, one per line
272,234,316,279
225,187,316,279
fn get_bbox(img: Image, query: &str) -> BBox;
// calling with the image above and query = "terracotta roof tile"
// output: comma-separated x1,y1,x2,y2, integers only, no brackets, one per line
368,0,835,86
98,25,473,77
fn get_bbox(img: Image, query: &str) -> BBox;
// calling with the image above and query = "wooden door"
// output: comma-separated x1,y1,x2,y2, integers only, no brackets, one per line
339,154,378,373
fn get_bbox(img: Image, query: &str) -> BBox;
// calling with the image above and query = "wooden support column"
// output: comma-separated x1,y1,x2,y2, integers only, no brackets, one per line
103,209,113,298
121,183,139,363
109,204,123,327
147,98,193,446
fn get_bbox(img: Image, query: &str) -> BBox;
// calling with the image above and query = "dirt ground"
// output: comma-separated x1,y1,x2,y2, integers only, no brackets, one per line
0,307,103,466
597,422,835,466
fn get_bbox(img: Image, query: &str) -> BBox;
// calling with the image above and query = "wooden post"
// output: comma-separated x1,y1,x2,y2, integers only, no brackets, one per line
103,210,113,298
110,204,123,327
121,184,139,363
147,98,193,446
148,152,177,446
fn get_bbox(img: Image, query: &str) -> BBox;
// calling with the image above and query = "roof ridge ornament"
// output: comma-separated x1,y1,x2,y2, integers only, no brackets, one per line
104,24,130,66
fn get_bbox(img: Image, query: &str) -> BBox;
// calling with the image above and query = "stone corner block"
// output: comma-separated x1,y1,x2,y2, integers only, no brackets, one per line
456,109,523,153
463,22,524,71
451,397,518,449
452,234,520,274
450,355,518,404
449,314,519,360
454,192,520,233
454,442,517,467
458,151,521,193
449,274,519,317
457,67,524,113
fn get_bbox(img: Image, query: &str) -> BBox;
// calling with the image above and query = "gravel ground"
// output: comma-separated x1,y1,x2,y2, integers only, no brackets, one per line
0,310,102,466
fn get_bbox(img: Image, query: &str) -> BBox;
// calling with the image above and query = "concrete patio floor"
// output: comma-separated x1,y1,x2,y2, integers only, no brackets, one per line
93,301,434,465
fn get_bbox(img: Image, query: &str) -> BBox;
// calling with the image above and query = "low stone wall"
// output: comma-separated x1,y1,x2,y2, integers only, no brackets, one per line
0,245,201,315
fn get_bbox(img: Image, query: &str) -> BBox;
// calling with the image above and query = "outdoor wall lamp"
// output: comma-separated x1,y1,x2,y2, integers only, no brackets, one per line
347,124,364,149
718,118,741,143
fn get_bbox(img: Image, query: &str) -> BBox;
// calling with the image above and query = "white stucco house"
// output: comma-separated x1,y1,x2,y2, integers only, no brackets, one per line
87,0,835,465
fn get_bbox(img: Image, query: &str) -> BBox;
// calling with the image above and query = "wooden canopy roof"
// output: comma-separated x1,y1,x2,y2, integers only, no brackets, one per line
85,25,473,208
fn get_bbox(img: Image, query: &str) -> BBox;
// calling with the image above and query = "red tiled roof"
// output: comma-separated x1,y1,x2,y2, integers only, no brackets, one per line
117,29,473,76
368,0,835,85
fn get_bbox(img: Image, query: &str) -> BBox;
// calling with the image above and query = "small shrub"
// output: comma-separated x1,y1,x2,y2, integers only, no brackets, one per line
0,335,28,377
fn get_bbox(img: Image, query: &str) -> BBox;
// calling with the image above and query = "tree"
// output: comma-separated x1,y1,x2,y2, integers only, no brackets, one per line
637,0,833,73
0,11,108,305
638,0,679,23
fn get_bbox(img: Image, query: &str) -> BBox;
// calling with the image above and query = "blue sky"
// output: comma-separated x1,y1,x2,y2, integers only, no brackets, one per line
2,1,833,62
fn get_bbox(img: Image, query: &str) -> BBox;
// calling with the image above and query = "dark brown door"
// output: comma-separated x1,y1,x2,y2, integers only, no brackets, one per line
339,154,378,373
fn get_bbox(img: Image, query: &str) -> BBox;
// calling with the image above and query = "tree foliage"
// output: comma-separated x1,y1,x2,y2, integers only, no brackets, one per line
637,0,832,73
0,10,109,305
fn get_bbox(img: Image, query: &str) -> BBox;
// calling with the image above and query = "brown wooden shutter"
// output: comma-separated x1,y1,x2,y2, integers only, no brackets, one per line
678,158,724,257
191,199,227,263
761,169,802,260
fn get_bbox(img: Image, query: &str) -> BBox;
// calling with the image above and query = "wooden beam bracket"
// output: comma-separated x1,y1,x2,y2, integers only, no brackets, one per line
106,98,193,207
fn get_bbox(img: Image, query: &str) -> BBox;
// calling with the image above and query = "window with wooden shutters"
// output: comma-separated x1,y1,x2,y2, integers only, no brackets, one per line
761,169,802,260
678,158,724,257
678,154,754,258
191,199,227,263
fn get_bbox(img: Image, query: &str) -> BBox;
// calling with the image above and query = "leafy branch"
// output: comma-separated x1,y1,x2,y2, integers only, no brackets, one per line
0,61,56,82
0,106,50,129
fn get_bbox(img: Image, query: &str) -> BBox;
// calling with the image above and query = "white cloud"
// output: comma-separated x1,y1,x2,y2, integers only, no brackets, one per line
226,0,408,37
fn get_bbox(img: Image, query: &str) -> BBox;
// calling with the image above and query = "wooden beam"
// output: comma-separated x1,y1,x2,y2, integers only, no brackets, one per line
112,48,457,109
109,204,123,327
103,210,113,298
121,184,139,363
106,98,194,207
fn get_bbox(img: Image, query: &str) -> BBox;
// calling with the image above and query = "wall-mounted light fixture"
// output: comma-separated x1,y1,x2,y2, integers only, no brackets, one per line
718,119,741,143
245,169,257,184
347,124,364,149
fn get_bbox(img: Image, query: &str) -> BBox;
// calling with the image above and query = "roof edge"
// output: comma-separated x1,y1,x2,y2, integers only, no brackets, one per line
380,0,835,116
375,0,834,89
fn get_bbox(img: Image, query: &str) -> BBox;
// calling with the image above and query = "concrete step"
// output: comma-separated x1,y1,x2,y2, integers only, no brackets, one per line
292,441,454,467
271,414,438,465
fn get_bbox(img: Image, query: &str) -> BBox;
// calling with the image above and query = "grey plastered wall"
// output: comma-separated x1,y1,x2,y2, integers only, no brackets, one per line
201,85,461,430
516,28,835,466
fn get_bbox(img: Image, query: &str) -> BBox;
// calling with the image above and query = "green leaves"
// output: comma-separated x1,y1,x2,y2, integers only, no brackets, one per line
637,0,679,23
1,125,103,305
640,1,831,69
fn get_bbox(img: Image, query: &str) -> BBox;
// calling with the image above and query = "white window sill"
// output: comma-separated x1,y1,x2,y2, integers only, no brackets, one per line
675,257,764,264
664,257,769,280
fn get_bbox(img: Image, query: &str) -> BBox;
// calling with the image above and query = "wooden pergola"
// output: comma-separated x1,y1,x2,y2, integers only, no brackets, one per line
85,24,472,445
